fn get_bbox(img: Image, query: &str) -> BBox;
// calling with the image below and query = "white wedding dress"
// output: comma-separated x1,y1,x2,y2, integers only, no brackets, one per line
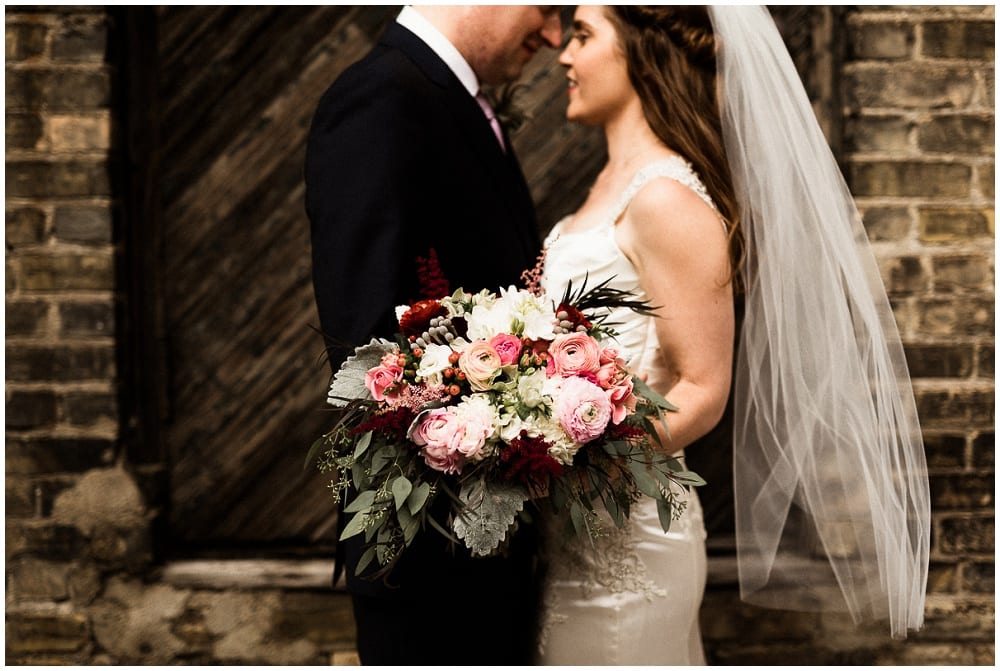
536,158,716,666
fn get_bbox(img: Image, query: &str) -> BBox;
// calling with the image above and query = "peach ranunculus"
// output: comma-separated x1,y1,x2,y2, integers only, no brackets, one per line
546,332,602,378
488,333,523,367
364,362,404,401
555,375,612,444
458,340,503,391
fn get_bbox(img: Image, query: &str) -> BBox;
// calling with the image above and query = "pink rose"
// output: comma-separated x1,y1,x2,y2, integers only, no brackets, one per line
606,377,638,424
555,375,612,444
407,408,465,474
595,362,617,389
599,346,623,366
365,363,403,401
546,333,602,378
489,333,523,367
458,341,502,391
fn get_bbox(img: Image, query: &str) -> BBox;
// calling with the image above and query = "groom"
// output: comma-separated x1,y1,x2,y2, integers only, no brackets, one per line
305,5,561,665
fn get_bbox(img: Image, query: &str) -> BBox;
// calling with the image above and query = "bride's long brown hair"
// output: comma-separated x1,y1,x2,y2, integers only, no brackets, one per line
607,6,744,294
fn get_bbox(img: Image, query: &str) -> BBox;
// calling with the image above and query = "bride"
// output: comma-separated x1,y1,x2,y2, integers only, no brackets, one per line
536,6,929,665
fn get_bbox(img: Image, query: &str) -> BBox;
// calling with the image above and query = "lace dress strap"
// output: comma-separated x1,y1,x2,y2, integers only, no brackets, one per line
607,156,725,231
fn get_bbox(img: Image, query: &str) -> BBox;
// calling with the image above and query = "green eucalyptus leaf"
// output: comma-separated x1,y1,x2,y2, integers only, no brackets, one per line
392,476,413,510
407,482,432,515
343,489,376,513
353,431,373,459
355,546,377,575
305,434,331,470
630,463,663,499
632,376,678,411
672,470,707,487
655,498,674,534
350,462,366,489
605,493,623,528
370,446,393,474
569,501,587,539
402,516,420,545
340,512,367,540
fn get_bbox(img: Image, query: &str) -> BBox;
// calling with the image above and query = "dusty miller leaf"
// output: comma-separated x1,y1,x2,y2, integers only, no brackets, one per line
326,339,395,407
453,481,528,557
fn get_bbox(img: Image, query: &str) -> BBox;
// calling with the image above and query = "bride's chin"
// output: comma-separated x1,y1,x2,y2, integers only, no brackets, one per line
565,107,598,126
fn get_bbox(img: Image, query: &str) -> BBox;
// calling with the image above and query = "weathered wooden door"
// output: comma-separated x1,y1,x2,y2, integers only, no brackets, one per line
158,6,398,548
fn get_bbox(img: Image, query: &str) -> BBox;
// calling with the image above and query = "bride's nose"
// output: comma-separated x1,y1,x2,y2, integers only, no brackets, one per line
558,46,572,68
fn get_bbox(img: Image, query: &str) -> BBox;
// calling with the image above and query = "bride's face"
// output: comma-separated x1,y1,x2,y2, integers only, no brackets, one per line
558,6,636,125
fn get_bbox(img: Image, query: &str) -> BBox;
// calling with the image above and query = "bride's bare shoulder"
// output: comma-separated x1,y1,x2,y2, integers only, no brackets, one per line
624,176,725,249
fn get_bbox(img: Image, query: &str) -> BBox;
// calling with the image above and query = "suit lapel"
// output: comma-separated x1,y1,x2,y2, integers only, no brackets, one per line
381,23,540,263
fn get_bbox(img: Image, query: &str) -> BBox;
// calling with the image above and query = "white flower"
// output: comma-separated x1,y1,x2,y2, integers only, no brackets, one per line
517,369,549,410
531,414,580,466
465,286,556,341
415,343,454,386
452,394,500,461
395,304,410,322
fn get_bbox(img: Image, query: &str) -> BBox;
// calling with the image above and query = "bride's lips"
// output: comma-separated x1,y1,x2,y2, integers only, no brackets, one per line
566,77,578,94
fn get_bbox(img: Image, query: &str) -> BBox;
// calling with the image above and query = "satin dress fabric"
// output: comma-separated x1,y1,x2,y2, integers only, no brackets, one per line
536,158,715,665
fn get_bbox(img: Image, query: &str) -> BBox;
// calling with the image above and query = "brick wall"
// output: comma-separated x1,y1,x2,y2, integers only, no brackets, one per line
6,7,128,661
849,5,995,659
700,6,994,665
5,5,994,665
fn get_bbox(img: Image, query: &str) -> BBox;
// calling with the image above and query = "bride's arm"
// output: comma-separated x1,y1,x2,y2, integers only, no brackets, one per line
617,178,735,454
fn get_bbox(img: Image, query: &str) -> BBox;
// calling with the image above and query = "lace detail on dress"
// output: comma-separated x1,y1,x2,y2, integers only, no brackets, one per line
607,156,721,228
538,512,668,656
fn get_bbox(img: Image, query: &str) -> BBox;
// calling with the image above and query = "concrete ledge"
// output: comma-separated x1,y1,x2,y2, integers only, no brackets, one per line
161,559,340,590
161,556,739,589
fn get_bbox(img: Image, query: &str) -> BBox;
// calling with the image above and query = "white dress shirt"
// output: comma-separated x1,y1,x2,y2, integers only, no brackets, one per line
396,6,480,97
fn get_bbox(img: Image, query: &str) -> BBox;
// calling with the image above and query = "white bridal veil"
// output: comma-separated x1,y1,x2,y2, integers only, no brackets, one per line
707,6,931,637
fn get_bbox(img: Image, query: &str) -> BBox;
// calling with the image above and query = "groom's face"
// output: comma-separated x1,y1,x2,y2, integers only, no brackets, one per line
469,6,562,85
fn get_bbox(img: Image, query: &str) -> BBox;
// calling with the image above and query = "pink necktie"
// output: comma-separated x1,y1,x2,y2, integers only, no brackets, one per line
475,91,506,153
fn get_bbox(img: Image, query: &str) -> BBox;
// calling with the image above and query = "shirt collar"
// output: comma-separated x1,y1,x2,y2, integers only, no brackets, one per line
396,6,480,96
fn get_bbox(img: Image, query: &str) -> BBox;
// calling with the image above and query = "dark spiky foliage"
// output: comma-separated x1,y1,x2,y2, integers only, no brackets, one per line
560,274,660,327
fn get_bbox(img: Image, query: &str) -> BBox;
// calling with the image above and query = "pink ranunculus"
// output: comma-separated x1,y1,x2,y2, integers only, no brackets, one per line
365,363,403,401
420,442,464,474
547,333,602,378
555,375,613,444
606,377,638,425
489,333,523,367
458,340,502,391
407,408,464,474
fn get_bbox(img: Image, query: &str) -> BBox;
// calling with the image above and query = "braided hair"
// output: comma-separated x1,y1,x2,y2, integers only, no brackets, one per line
607,6,743,293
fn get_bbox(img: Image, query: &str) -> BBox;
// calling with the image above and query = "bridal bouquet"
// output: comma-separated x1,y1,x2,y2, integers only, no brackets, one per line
309,271,704,578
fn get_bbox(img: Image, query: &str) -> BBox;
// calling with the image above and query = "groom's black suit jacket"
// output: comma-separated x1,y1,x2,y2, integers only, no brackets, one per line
306,22,542,664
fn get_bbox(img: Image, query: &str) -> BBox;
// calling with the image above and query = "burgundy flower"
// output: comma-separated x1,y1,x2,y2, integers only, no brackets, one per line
399,299,447,337
354,407,417,442
500,431,565,489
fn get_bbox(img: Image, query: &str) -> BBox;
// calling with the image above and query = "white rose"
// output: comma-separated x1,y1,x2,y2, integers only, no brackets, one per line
517,369,549,410
416,343,454,386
